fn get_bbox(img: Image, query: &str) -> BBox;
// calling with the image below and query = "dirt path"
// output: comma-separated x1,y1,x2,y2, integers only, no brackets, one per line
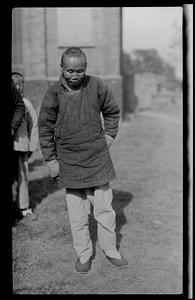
137,110,182,125
12,111,183,294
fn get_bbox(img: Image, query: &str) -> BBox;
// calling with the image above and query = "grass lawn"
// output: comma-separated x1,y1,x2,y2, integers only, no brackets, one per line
12,106,183,294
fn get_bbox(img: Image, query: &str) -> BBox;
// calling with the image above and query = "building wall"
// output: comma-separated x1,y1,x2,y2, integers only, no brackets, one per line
12,8,23,74
12,7,122,115
22,8,46,78
133,72,182,111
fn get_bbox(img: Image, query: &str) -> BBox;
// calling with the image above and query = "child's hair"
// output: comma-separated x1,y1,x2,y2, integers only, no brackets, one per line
60,47,87,67
12,72,24,81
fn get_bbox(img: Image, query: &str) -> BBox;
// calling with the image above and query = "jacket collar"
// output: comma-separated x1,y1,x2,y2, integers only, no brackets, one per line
59,74,89,92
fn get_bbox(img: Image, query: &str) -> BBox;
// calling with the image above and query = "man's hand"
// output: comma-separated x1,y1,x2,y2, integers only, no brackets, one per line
46,159,59,180
52,175,59,182
105,134,114,148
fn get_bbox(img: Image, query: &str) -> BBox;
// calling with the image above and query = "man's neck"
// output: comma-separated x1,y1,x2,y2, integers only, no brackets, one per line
63,75,85,91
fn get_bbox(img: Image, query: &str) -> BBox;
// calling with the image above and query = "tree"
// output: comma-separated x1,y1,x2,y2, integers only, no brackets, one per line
131,48,175,78
122,52,135,76
167,19,182,80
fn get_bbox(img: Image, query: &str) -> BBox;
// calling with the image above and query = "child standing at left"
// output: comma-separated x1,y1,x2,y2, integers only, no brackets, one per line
12,72,38,220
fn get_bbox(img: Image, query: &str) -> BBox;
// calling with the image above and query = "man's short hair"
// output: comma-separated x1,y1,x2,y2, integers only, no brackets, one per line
61,47,87,66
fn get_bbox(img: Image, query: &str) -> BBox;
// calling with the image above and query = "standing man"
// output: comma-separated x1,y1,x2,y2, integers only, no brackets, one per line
38,47,128,273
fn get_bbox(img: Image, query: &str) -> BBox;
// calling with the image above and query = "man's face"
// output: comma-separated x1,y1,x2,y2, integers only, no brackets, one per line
61,56,87,87
12,76,24,96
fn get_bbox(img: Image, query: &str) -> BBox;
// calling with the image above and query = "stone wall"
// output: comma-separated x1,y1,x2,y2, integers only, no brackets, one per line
12,7,122,115
123,72,182,114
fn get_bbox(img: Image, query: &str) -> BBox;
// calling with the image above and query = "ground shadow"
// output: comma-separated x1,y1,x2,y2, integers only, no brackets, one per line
113,190,133,250
12,175,59,227
89,189,133,258
12,158,50,227
12,202,23,226
29,176,59,210
21,159,133,255
29,159,45,172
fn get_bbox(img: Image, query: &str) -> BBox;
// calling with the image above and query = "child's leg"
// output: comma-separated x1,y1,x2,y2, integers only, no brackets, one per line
93,183,120,258
12,151,19,202
17,152,29,210
66,188,92,263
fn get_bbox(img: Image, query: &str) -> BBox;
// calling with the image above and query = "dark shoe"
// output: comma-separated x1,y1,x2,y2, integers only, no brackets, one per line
75,257,92,273
12,206,23,226
103,252,128,268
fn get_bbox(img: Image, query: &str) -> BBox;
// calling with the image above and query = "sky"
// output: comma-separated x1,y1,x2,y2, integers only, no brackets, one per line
122,7,183,62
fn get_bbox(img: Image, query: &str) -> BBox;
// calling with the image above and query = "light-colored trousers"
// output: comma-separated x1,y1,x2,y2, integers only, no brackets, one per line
13,152,29,210
66,183,117,262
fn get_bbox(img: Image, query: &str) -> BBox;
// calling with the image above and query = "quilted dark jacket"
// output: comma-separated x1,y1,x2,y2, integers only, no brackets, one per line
38,75,120,188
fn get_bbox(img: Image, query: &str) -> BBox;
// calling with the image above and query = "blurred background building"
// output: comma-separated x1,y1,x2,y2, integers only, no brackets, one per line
122,7,183,118
12,7,123,114
12,7,183,119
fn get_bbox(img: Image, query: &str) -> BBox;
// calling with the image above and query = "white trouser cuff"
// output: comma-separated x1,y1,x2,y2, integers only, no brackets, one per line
104,249,121,259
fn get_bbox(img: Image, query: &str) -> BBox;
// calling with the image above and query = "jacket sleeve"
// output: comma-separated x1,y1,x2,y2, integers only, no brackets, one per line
26,99,39,152
12,80,25,136
38,86,59,162
98,79,120,139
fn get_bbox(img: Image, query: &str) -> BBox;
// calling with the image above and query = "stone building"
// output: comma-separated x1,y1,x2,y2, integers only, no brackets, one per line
12,7,123,114
123,71,182,116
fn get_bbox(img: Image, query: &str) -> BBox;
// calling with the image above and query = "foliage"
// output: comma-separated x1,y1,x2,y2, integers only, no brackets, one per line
123,49,176,79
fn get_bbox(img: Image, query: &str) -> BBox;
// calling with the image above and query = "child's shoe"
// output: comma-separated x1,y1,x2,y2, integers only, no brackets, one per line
21,208,37,221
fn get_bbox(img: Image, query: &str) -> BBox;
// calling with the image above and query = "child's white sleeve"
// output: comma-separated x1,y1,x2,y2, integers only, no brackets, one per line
26,99,39,152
